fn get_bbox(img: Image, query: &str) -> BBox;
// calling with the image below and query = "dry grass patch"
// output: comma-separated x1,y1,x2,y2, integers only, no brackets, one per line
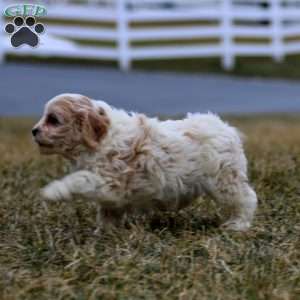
0,116,299,300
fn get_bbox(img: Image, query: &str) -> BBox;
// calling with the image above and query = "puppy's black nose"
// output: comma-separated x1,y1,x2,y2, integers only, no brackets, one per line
32,128,40,137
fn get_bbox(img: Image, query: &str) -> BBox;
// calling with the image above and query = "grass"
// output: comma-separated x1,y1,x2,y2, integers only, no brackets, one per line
0,116,300,300
8,53,300,80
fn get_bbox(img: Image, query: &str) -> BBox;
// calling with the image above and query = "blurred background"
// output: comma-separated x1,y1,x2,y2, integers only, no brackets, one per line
1,0,300,116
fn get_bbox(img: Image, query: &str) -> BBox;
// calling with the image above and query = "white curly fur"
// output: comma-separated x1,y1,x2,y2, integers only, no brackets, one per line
34,94,257,231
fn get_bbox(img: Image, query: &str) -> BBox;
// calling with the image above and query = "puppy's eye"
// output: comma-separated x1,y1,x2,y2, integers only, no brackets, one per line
47,114,60,126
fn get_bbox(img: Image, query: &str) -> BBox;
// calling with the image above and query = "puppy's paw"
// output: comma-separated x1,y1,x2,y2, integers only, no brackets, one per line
221,218,251,232
41,181,71,201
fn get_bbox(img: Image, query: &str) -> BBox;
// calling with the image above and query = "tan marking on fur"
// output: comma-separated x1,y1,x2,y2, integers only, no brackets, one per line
80,107,110,150
34,94,111,159
51,95,110,150
183,131,198,140
114,115,152,189
120,115,150,163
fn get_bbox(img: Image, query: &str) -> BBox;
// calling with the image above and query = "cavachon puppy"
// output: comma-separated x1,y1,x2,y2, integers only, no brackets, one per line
32,94,257,231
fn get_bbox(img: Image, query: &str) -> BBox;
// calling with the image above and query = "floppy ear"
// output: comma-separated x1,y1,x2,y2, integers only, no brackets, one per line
78,107,110,150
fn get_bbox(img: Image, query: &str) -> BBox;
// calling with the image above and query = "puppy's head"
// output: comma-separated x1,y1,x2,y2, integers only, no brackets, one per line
32,94,110,158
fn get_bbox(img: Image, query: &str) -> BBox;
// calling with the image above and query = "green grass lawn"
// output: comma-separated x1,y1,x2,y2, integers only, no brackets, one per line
8,54,300,80
0,116,300,300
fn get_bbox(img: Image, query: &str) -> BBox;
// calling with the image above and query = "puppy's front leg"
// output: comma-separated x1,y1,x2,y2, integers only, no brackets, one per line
41,170,103,201
94,206,125,234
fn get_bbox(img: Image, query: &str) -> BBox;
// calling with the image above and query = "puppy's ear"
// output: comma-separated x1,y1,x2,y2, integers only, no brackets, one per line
78,107,110,150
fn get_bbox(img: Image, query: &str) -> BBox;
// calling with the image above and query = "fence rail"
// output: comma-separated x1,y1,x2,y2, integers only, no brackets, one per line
1,0,300,70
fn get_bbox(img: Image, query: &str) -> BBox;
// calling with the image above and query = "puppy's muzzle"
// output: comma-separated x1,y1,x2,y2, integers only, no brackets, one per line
32,127,40,137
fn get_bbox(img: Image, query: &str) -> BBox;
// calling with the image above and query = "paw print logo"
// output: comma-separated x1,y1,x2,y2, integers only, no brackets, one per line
5,16,45,48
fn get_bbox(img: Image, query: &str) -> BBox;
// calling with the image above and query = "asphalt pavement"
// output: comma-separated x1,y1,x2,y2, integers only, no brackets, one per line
1,62,300,116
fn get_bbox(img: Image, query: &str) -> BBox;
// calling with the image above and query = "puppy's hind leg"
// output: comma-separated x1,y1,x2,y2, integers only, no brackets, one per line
222,182,257,231
209,170,257,231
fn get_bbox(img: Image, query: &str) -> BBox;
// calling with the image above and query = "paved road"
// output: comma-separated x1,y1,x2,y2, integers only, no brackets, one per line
1,63,300,116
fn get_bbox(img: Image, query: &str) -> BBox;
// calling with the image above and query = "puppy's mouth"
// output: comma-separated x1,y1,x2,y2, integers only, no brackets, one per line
35,139,53,148
38,142,53,148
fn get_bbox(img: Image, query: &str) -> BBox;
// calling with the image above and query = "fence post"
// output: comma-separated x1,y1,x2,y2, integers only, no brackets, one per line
0,1,5,64
271,0,284,62
222,0,234,70
116,0,130,71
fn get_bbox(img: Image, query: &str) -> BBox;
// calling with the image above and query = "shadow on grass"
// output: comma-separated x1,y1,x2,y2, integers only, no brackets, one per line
147,213,220,233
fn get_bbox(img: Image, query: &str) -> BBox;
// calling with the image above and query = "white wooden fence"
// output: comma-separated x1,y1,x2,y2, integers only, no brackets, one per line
1,0,300,70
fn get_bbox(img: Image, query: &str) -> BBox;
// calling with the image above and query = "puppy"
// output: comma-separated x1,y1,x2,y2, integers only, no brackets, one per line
32,93,257,231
